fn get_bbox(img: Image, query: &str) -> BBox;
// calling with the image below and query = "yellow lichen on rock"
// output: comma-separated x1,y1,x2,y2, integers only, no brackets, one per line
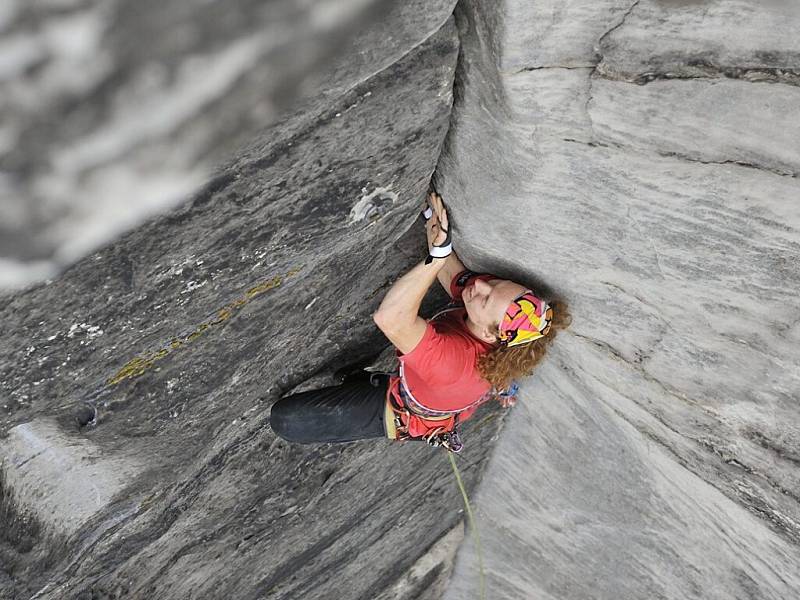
106,267,302,386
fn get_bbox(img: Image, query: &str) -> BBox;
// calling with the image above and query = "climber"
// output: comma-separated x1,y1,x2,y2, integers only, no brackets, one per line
269,190,569,452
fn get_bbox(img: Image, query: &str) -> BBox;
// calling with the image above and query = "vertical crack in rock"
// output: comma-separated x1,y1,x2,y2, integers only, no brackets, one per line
437,1,800,598
585,72,598,143
586,0,640,145
0,4,513,600
594,0,642,60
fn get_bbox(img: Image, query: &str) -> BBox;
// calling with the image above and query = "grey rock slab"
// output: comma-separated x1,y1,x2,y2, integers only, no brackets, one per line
507,64,800,177
448,134,800,533
0,12,479,600
589,77,800,176
435,0,800,597
0,0,457,292
504,67,595,146
501,0,635,72
444,351,800,600
309,1,459,101
597,0,800,83
0,7,459,436
375,523,465,600
0,419,142,537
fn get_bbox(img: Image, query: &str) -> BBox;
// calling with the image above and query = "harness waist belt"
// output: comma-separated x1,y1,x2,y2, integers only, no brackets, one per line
397,384,454,420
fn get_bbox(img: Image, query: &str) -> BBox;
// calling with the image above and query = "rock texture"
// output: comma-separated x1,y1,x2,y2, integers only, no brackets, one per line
436,0,800,598
0,0,406,291
0,4,508,599
3,0,800,599
0,420,142,538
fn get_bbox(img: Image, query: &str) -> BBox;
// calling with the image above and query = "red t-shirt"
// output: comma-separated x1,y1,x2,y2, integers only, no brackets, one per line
388,270,497,438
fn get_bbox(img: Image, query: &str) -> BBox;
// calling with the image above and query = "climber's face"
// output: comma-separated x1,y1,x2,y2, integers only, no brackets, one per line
463,277,528,344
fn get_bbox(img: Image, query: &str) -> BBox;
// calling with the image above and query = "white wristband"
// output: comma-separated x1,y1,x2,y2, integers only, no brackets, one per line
425,225,452,264
428,242,452,258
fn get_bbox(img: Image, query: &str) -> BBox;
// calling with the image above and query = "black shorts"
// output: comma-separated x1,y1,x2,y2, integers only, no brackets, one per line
269,372,390,444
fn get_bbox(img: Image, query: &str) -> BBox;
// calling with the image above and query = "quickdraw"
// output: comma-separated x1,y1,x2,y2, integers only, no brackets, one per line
423,425,463,453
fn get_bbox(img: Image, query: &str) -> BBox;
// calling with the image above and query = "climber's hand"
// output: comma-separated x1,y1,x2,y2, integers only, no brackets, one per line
425,192,449,250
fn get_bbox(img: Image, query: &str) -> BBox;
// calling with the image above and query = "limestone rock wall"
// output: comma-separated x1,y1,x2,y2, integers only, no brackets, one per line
436,1,800,598
3,0,800,598
0,4,509,599
0,0,403,291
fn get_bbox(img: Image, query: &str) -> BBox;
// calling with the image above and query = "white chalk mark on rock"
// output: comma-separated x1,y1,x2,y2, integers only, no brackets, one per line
349,186,398,224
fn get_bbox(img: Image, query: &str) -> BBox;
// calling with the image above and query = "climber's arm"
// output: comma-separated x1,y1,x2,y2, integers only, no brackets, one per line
436,252,466,299
421,190,465,298
374,192,451,354
373,258,446,354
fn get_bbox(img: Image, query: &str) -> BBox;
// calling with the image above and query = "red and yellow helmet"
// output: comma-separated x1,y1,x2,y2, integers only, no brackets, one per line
498,291,553,347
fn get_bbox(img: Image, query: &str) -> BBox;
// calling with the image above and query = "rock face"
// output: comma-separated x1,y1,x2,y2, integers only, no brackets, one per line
436,0,800,598
1,4,504,599
3,0,800,599
0,0,410,290
1,420,142,538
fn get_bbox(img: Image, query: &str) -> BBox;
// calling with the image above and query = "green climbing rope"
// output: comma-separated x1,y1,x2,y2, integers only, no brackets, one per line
448,451,486,600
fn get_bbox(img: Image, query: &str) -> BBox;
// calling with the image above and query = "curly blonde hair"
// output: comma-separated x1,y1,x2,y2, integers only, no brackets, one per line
476,299,572,392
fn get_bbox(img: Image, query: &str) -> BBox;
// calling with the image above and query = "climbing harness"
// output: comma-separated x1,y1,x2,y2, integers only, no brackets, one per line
398,360,491,417
385,375,464,452
388,358,490,454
